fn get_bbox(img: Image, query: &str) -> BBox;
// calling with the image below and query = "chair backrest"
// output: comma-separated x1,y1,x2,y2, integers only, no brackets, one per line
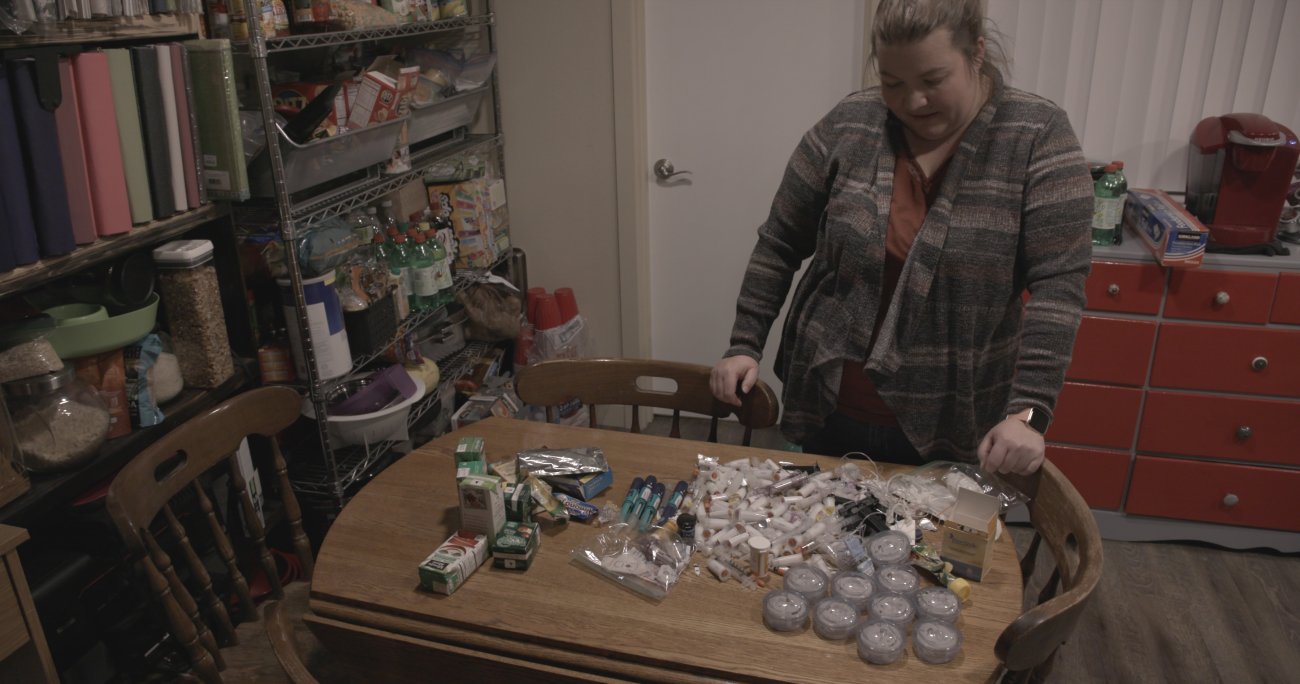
995,460,1104,681
515,358,779,446
106,385,313,684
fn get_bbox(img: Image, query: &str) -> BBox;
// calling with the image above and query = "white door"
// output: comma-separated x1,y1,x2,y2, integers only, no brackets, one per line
644,0,867,400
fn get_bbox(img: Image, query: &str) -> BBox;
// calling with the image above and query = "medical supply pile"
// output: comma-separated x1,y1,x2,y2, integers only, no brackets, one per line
419,435,1027,667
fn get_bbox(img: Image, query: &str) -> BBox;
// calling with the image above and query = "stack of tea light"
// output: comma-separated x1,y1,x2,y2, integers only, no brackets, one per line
681,454,968,666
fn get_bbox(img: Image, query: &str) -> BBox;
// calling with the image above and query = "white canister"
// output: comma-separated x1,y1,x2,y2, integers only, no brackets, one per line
277,273,352,381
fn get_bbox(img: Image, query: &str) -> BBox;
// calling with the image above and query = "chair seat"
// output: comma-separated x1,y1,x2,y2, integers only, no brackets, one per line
218,582,351,684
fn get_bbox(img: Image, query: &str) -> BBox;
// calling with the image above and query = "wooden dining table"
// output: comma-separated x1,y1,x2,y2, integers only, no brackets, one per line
306,417,1023,683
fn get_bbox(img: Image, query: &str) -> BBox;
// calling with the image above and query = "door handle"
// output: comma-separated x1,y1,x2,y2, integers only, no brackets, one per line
653,158,692,181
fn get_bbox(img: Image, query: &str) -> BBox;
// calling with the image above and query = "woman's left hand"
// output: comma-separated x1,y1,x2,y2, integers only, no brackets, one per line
977,418,1045,475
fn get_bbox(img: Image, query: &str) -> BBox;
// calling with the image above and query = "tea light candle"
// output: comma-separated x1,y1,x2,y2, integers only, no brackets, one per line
782,564,829,605
912,620,963,664
915,586,962,623
867,530,912,566
762,590,809,632
857,619,905,665
868,592,916,627
812,597,860,641
830,571,875,613
874,564,920,596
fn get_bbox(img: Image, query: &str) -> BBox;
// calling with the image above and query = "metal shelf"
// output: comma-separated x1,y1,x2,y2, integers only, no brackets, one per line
319,249,510,392
289,133,501,230
0,203,225,298
258,13,492,53
290,340,490,498
0,12,202,49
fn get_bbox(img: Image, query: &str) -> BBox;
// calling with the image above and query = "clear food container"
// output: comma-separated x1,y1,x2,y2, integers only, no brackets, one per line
4,367,110,473
153,240,235,388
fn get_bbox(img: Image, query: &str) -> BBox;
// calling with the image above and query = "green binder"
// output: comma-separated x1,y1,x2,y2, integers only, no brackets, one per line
183,39,249,202
106,49,154,225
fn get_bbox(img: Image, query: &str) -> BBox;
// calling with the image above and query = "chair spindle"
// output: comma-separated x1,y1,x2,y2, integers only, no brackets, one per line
143,529,225,670
193,481,256,623
228,454,283,600
163,504,237,645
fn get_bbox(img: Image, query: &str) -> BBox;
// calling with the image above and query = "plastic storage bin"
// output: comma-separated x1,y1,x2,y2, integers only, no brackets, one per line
408,87,488,145
248,116,409,197
153,240,235,388
301,376,426,447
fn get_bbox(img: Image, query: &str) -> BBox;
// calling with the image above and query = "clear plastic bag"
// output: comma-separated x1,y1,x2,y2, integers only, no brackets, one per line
0,336,63,384
570,523,691,601
516,446,609,477
909,461,1030,513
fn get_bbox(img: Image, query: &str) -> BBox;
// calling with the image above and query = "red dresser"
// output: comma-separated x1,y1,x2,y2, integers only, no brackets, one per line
1043,238,1300,550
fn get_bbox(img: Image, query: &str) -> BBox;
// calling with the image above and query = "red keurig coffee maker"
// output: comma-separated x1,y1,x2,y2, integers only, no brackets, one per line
1186,113,1299,250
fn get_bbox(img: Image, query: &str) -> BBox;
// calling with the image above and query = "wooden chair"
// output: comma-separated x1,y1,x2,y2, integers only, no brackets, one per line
106,385,314,684
515,358,779,446
996,460,1105,683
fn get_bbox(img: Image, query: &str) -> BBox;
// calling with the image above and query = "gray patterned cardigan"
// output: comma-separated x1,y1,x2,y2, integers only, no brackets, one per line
724,79,1093,459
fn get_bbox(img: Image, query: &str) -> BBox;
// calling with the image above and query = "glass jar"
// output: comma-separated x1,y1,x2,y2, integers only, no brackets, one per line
152,239,235,388
3,367,111,473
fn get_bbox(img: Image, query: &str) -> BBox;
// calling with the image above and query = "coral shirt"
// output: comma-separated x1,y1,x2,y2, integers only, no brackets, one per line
837,130,951,427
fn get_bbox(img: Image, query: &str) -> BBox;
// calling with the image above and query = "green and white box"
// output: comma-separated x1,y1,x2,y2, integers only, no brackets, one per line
418,531,489,595
459,474,506,537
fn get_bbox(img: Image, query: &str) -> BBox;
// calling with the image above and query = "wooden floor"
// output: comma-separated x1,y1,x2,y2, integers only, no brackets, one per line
643,416,1300,683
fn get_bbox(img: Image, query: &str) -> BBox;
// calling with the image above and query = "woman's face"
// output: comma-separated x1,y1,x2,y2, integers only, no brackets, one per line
877,28,985,143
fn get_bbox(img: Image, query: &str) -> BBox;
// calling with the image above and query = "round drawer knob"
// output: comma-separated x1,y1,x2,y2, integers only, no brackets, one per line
1236,425,1253,440
1107,283,1120,296
1214,291,1231,306
1223,493,1240,507
1252,356,1269,371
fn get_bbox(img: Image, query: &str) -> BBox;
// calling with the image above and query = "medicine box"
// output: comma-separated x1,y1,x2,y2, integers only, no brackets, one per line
543,469,613,502
939,488,1000,581
1123,188,1209,268
458,474,506,537
455,436,486,480
418,530,489,595
491,521,540,570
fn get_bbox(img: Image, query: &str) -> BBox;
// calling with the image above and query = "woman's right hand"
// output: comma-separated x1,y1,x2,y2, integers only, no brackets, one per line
710,355,760,407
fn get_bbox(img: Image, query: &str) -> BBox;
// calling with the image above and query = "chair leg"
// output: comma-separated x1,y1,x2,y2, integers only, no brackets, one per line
708,418,718,443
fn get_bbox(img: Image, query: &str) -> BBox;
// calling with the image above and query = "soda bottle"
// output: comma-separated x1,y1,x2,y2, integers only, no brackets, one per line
425,225,453,306
1108,160,1128,244
1092,163,1126,246
408,232,439,311
388,233,414,316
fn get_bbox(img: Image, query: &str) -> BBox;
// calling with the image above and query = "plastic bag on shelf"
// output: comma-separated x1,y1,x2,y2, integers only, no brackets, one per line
570,523,691,601
296,217,367,278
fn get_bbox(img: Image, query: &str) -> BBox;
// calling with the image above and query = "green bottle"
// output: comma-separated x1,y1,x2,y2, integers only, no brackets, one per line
408,232,439,311
389,233,415,314
425,225,453,306
1092,162,1127,246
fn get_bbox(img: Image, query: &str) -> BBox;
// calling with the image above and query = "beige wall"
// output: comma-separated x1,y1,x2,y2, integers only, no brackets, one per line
494,0,624,358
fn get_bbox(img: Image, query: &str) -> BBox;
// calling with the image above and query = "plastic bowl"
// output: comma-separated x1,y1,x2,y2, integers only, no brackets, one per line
43,293,159,360
302,375,425,447
44,303,109,326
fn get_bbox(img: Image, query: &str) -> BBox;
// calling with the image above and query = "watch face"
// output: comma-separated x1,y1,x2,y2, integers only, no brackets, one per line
1027,408,1050,434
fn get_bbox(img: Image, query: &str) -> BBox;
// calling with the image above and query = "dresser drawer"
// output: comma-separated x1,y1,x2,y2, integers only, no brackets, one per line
1126,456,1300,532
1045,445,1130,510
1050,382,1142,449
1150,323,1300,396
1165,269,1276,324
1138,391,1300,466
1084,261,1164,314
1066,316,1157,386
1273,272,1300,325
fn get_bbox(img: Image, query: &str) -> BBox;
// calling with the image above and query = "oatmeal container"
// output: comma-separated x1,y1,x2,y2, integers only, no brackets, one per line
3,367,110,474
152,240,235,388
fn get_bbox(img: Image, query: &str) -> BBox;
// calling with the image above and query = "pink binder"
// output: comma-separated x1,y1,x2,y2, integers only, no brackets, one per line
72,51,132,236
169,43,200,209
53,57,99,245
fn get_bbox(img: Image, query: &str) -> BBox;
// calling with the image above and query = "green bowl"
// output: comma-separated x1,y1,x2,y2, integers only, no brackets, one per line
44,293,159,360
43,303,109,327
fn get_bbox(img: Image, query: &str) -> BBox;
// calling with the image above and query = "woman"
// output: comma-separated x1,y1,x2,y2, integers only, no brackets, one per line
710,0,1092,475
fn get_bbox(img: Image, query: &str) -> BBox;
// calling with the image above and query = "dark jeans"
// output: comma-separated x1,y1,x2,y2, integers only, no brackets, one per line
801,412,929,467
